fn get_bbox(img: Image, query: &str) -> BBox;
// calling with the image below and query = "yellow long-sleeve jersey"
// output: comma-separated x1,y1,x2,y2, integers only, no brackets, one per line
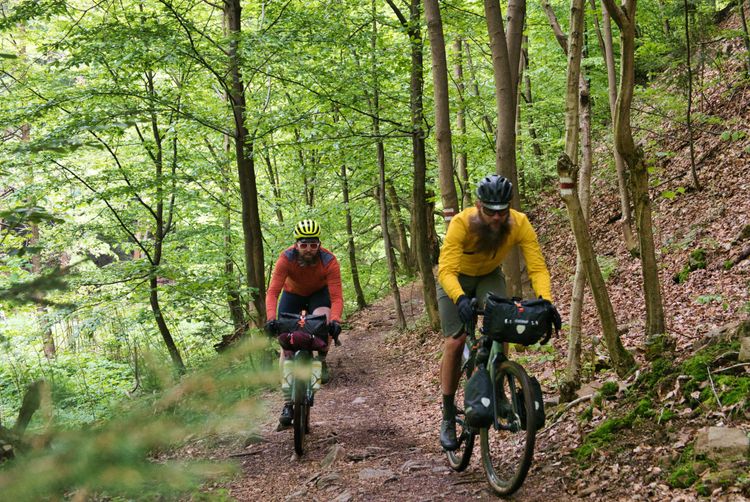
437,207,552,302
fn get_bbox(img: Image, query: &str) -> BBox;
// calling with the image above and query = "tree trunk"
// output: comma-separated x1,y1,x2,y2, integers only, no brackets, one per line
423,0,460,223
372,3,407,329
341,164,368,309
262,144,284,223
596,2,638,254
567,70,594,388
542,0,597,394
22,120,56,359
521,38,543,159
739,0,750,75
388,0,440,329
684,0,700,191
484,0,523,297
465,42,496,148
603,0,666,336
559,0,634,379
386,179,414,274
145,71,185,373
453,38,471,209
225,0,266,327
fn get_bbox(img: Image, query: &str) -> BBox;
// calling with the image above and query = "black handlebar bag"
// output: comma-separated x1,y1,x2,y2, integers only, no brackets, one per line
483,294,561,346
276,313,329,351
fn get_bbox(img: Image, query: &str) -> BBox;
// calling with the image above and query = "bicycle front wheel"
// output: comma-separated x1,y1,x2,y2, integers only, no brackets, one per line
293,380,308,456
446,365,475,471
480,359,537,496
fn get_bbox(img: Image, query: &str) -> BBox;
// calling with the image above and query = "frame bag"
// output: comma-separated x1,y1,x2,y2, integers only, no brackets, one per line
483,294,562,346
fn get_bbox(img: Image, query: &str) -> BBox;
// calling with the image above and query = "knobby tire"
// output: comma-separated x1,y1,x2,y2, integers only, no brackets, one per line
293,379,308,456
480,359,537,496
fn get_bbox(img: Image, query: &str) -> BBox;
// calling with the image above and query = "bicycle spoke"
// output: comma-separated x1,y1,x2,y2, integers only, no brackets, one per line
480,360,537,496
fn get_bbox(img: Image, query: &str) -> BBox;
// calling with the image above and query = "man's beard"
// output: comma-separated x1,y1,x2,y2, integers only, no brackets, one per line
298,252,318,266
469,214,511,254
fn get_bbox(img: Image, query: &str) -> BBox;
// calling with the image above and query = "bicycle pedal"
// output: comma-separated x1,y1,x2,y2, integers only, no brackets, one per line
276,423,291,432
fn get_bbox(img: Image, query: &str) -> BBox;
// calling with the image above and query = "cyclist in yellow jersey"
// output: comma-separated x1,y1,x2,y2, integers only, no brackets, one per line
437,174,553,451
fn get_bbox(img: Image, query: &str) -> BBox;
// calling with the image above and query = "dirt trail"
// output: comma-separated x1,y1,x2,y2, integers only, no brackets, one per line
224,284,570,502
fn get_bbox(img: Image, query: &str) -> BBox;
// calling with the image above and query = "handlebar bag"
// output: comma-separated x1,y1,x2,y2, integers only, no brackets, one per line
276,313,329,351
483,294,561,346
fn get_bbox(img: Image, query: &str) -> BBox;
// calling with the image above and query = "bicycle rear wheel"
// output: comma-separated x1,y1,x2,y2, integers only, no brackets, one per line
446,365,475,471
480,360,537,496
293,380,309,456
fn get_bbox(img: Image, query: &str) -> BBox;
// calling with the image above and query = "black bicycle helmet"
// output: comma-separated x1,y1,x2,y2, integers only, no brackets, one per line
476,175,513,210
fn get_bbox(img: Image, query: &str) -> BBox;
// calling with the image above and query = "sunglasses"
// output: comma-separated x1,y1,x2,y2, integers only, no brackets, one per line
481,206,509,217
297,241,320,250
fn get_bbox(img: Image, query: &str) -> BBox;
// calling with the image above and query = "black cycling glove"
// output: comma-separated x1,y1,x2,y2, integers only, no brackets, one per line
456,295,473,325
328,320,342,338
264,319,279,336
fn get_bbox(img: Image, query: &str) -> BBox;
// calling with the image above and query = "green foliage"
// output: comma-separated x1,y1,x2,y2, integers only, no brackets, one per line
660,186,686,200
673,248,707,283
599,380,619,398
720,130,747,142
696,294,722,305
574,398,655,461
674,340,749,414
596,255,618,282
0,339,274,499
667,448,699,489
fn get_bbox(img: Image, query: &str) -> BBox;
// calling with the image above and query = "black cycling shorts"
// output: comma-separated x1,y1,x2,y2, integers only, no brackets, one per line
278,286,331,316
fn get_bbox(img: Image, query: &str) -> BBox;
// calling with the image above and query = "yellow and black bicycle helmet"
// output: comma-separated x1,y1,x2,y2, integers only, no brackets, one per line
294,219,321,240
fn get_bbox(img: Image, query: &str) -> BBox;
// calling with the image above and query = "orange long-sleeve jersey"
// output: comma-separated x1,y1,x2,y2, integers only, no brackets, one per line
265,246,344,322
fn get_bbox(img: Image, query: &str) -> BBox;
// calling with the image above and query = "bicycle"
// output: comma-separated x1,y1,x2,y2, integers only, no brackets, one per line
447,297,556,496
275,312,340,456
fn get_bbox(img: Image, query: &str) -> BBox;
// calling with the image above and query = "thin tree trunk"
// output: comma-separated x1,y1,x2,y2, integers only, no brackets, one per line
388,0,440,329
453,38,471,209
521,38,543,159
386,180,414,274
372,3,407,329
543,0,598,394
19,32,56,360
593,2,638,254
559,0,634,379
465,42,496,148
423,0,460,223
262,144,284,223
603,0,666,336
565,71,594,393
684,0,700,191
656,0,672,37
341,164,367,309
142,70,185,373
484,0,523,297
225,0,266,327
739,0,750,75
21,121,56,359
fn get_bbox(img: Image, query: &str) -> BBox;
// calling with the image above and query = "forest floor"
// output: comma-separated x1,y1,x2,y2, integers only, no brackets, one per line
199,278,745,502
